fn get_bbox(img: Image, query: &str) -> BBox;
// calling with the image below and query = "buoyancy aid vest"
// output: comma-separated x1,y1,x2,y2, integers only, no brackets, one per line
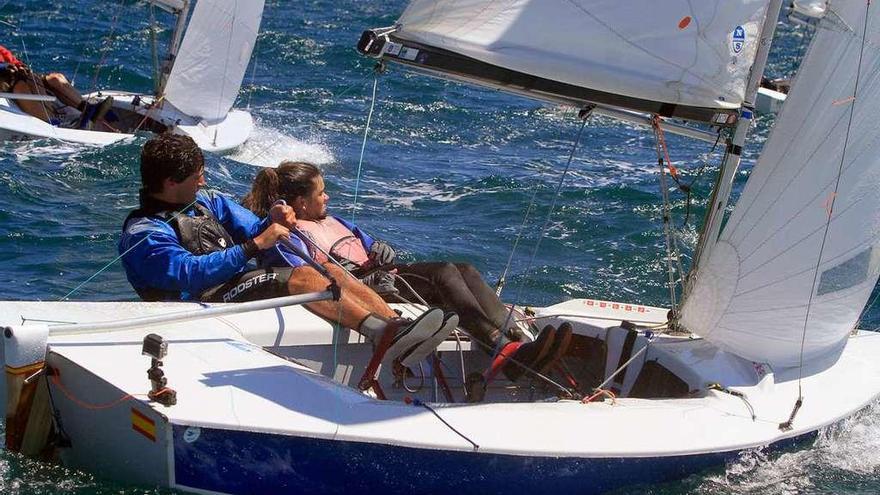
296,217,370,266
123,201,235,301
163,203,235,255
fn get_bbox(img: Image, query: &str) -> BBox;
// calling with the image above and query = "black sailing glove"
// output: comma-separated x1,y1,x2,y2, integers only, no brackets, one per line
368,240,396,268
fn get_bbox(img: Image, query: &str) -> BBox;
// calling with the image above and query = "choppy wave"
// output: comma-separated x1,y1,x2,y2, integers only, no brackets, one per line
226,125,334,168
693,402,880,495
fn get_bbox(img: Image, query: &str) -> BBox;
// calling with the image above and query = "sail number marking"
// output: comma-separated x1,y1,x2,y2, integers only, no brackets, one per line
585,299,648,313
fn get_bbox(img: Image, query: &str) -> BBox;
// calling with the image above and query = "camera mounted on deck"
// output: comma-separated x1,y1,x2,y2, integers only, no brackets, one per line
143,333,177,407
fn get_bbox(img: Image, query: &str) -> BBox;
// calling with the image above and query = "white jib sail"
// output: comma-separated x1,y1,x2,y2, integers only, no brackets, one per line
680,1,880,369
163,0,264,122
394,0,771,111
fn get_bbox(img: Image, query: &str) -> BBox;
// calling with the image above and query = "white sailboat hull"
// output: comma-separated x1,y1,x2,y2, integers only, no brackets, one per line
0,92,253,153
3,298,878,494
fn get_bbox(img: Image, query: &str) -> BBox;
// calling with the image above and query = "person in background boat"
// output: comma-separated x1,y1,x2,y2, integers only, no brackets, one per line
0,44,114,128
119,133,451,364
242,162,573,383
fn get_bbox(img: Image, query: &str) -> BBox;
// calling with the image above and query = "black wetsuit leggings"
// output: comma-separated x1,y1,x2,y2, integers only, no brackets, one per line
389,262,516,352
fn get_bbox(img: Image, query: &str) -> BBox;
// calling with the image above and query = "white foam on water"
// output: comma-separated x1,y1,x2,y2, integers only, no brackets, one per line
226,125,334,168
817,402,880,474
698,401,880,494
3,139,102,162
357,180,482,208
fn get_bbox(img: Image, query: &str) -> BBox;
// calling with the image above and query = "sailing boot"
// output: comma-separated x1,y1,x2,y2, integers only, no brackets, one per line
357,309,444,394
486,324,557,382
535,321,573,375
381,308,445,364
399,312,459,368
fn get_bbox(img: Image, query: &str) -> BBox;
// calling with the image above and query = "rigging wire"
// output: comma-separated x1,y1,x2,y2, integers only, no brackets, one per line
149,4,160,95
14,32,56,125
223,69,377,165
679,130,723,228
336,65,382,388
495,161,543,297
650,117,686,315
88,0,130,96
782,0,872,432
498,109,592,343
70,1,110,87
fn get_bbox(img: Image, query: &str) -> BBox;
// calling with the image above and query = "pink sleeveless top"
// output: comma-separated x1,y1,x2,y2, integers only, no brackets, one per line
296,217,370,266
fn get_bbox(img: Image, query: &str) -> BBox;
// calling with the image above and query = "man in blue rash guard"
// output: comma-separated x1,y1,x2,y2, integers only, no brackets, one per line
119,134,449,363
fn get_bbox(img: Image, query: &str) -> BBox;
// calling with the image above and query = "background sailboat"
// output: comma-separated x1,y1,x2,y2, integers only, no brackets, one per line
0,0,263,152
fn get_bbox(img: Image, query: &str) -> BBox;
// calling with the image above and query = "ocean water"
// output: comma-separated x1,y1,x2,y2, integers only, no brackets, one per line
0,1,878,493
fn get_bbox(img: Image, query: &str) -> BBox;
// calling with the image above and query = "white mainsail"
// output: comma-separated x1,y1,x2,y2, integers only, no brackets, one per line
163,0,264,122
387,0,771,121
681,1,880,368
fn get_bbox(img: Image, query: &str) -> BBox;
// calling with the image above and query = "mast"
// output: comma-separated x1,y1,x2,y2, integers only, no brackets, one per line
156,0,191,97
149,4,161,94
686,0,785,292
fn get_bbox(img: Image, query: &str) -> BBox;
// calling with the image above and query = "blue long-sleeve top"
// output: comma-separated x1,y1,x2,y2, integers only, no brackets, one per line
262,215,376,269
119,191,268,300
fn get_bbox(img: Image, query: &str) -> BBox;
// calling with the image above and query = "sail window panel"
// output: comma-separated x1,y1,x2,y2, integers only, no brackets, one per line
393,0,772,116
817,248,871,296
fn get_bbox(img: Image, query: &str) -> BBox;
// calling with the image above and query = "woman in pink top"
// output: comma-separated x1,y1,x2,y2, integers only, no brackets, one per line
244,162,573,389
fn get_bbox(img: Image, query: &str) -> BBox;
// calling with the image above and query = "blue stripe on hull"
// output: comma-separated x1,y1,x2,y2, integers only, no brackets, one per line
172,425,816,495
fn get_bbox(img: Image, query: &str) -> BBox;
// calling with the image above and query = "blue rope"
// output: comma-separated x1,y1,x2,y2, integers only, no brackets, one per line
337,70,380,377
350,73,379,224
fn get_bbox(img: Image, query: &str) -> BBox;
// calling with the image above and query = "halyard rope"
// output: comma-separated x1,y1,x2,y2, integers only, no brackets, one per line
499,110,592,349
335,65,382,392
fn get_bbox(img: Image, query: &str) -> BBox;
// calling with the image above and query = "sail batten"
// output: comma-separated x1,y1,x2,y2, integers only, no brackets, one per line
363,0,773,124
681,1,880,368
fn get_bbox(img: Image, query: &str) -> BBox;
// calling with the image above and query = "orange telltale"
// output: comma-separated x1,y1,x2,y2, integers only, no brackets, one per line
678,16,692,30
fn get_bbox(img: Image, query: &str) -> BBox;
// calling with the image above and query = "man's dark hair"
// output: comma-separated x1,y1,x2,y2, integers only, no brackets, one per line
140,133,204,194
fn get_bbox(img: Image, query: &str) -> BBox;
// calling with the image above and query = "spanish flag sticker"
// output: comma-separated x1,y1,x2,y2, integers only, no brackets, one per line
131,408,156,442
